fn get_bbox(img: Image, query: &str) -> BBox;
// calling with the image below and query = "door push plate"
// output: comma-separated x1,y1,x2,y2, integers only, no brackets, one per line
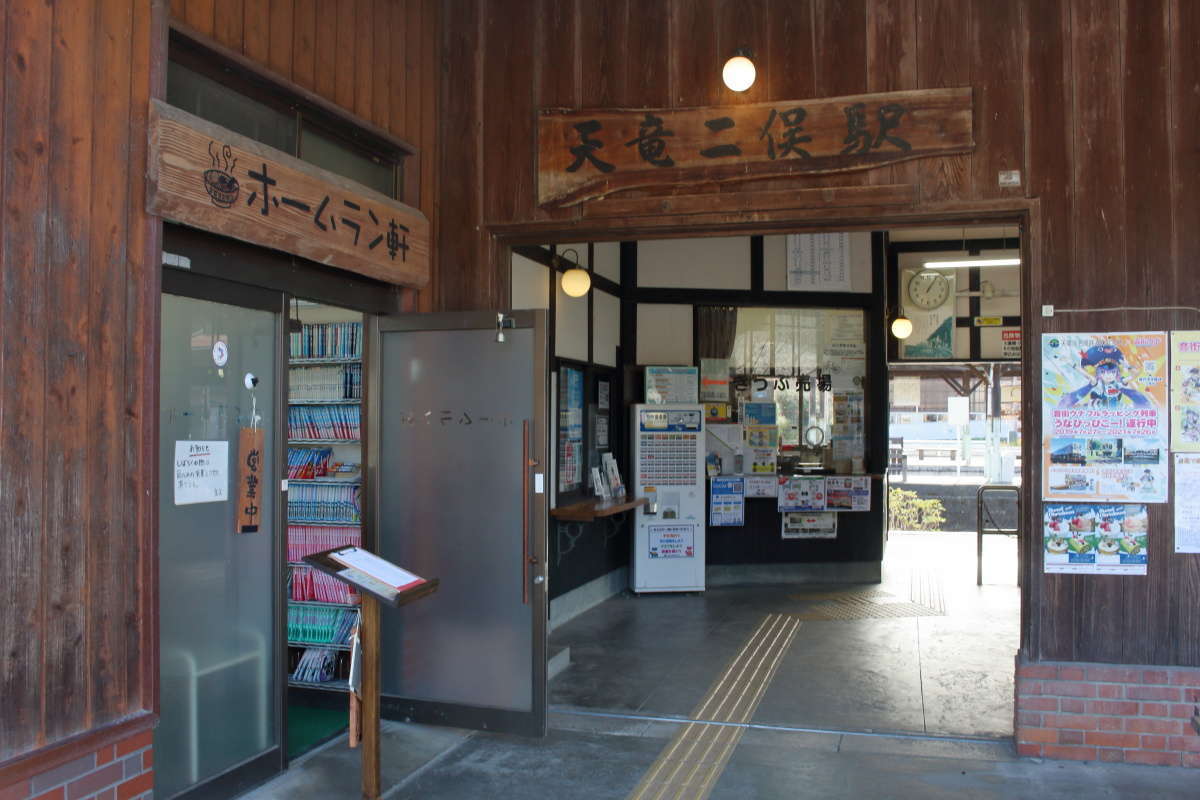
534,473,544,494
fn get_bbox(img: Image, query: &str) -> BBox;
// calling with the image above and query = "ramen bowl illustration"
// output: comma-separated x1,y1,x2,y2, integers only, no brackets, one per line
203,169,240,208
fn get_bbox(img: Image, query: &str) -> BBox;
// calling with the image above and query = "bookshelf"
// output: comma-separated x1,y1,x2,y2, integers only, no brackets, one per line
286,308,364,693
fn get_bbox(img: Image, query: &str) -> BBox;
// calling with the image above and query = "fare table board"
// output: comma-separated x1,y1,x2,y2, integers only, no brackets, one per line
304,547,438,800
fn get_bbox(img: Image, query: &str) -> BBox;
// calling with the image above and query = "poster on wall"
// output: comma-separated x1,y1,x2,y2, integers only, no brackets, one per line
826,476,871,511
824,341,866,390
778,476,826,512
1041,332,1168,503
709,477,745,527
742,402,777,426
645,366,698,403
900,270,956,359
558,367,585,492
648,524,695,558
1174,453,1200,552
700,358,731,402
744,475,778,498
1043,503,1148,575
786,233,851,292
174,440,229,505
782,512,837,539
831,391,865,466
1170,331,1200,451
1002,328,1021,359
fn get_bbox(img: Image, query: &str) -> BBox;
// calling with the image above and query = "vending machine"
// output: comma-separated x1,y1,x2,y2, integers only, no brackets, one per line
630,404,706,593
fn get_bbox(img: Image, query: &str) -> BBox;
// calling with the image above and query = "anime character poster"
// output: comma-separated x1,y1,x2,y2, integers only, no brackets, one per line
1170,331,1200,451
1041,332,1168,503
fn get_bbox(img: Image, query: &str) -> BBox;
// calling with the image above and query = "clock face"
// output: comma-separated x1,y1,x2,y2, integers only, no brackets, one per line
907,270,951,310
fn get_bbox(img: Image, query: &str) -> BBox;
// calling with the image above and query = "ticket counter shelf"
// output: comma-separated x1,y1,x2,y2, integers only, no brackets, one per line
550,496,649,522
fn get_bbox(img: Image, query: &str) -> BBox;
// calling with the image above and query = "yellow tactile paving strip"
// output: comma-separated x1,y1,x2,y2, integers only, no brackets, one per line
626,613,800,800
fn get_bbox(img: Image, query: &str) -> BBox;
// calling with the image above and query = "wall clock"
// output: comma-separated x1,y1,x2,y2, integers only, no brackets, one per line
906,270,951,310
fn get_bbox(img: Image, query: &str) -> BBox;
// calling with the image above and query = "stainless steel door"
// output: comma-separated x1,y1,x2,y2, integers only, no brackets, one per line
371,311,548,735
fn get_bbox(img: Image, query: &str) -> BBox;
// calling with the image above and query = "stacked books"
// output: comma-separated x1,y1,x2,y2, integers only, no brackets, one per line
288,405,361,440
289,322,363,360
289,565,359,605
287,447,333,479
290,647,342,684
287,525,362,562
287,605,359,645
287,484,361,524
289,363,363,401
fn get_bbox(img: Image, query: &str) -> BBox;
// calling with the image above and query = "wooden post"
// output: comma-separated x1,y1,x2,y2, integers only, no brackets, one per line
361,595,381,800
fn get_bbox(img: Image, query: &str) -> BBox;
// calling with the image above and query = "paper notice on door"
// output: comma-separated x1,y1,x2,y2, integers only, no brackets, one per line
174,440,229,505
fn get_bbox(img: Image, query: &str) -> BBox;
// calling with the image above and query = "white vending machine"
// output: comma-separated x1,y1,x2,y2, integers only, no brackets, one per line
631,404,706,593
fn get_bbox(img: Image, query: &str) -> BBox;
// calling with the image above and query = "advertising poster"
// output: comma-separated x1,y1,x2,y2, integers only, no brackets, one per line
700,358,731,402
778,475,827,512
782,512,837,539
710,477,745,527
1174,453,1200,553
744,476,778,498
831,391,865,466
174,440,229,505
1002,328,1021,359
1170,331,1200,451
900,270,956,359
1041,332,1168,503
645,366,699,403
704,402,732,423
825,476,871,511
559,367,585,492
742,401,777,426
1043,503,1149,575
745,447,778,475
648,524,695,558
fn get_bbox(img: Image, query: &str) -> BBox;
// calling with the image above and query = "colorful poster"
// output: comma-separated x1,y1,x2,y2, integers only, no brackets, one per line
825,476,871,511
645,366,699,403
742,401,777,425
700,358,731,402
782,512,837,539
648,524,695,558
1174,454,1200,553
745,425,779,449
900,270,956,359
704,402,732,423
710,477,745,527
1041,332,1168,503
1043,503,1149,575
778,475,826,512
1170,331,1200,451
744,475,778,498
745,447,777,475
1002,328,1021,359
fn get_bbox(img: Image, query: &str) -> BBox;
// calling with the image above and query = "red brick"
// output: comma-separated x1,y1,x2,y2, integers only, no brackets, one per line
1084,731,1140,748
1143,670,1170,686
1018,681,1044,696
1168,670,1200,688
1140,702,1169,717
114,732,152,758
1018,727,1059,744
1085,666,1142,683
1044,745,1097,761
0,781,30,800
1017,712,1042,727
1018,664,1058,680
1126,750,1182,767
1167,736,1200,753
1017,743,1043,757
116,772,153,800
1018,696,1058,712
66,762,123,800
1044,713,1101,731
1125,718,1185,735
1140,735,1167,750
1060,698,1086,713
1171,703,1197,719
1058,666,1085,681
1042,681,1098,698
1058,730,1085,745
31,789,64,800
95,745,116,766
1086,700,1138,716
1184,753,1200,768
1098,684,1123,699
1098,748,1125,763
142,749,153,770
1099,717,1124,731
1126,686,1181,702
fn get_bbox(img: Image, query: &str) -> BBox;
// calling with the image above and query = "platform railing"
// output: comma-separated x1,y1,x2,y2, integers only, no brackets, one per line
977,484,1020,586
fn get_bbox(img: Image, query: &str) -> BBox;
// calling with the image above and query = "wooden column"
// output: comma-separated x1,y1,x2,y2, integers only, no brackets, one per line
360,594,381,800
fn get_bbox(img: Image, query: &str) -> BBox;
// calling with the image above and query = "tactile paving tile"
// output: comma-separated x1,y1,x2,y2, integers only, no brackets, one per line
787,590,945,620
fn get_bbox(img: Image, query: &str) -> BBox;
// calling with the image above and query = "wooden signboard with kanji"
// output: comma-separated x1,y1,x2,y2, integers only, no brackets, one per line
148,99,429,288
537,87,973,207
236,427,264,534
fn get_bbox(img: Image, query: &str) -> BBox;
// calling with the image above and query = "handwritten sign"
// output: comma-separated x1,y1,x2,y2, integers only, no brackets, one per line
538,87,973,206
148,100,429,288
174,440,229,505
236,427,264,533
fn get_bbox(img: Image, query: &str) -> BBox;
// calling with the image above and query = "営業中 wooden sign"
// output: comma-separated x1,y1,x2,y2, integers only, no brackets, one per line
148,99,429,288
537,87,973,207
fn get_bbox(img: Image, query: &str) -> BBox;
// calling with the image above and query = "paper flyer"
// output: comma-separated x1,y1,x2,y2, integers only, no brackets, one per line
782,512,837,539
700,358,731,402
742,401,777,426
1174,453,1200,553
744,475,778,498
174,440,230,505
745,425,779,449
645,366,699,404
1041,332,1168,503
778,475,826,512
648,524,694,559
825,476,871,511
709,477,745,527
1170,331,1200,451
745,447,777,474
1043,503,1148,575
824,341,866,390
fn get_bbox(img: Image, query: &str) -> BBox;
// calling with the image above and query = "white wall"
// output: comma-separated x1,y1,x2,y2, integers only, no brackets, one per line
594,241,620,283
637,236,751,289
556,276,589,361
762,232,873,292
593,290,620,367
636,304,692,364
511,252,550,310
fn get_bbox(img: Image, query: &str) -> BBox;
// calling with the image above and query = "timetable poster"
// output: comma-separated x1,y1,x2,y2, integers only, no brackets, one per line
1043,503,1148,575
1170,331,1200,451
1041,332,1168,503
709,477,745,527
1174,453,1200,553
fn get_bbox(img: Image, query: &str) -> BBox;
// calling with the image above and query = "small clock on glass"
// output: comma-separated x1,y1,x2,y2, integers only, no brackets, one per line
906,270,950,310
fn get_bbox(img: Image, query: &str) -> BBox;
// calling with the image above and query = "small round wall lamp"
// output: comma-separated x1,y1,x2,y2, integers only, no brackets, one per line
891,315,914,340
558,248,591,297
722,48,756,92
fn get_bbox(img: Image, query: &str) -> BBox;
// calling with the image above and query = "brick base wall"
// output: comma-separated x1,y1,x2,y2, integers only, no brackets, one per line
1016,658,1200,767
0,729,153,800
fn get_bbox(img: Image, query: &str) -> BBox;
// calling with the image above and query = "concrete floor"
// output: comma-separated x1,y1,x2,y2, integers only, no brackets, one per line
241,533,1200,798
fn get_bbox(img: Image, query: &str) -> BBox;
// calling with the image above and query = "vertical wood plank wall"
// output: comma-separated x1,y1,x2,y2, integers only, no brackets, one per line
169,0,441,309
0,0,161,767
436,0,1200,666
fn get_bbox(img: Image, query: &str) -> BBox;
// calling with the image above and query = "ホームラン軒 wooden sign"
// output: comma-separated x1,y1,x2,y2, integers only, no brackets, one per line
537,87,973,207
148,99,429,288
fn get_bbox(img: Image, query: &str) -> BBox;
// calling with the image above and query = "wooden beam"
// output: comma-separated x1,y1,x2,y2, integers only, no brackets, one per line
360,595,380,800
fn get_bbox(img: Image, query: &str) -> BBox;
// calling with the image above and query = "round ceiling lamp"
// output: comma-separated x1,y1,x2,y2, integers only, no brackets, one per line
722,49,756,92
891,315,914,340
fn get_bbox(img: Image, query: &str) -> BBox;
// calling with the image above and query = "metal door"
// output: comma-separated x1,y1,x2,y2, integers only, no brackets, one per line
370,311,549,736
